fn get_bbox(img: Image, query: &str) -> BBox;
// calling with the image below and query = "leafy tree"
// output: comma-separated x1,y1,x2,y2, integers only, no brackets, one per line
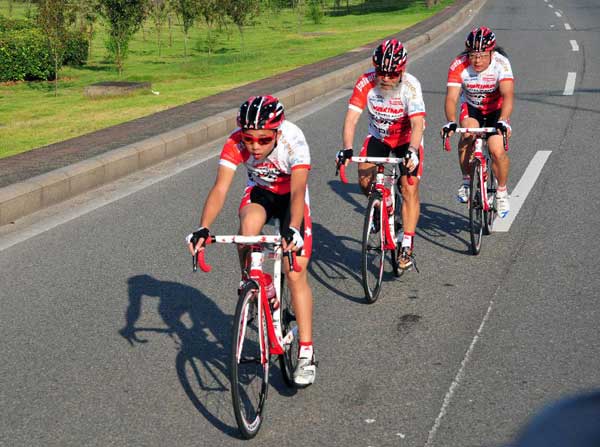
70,0,100,59
197,0,221,54
225,0,260,55
37,0,69,95
148,0,169,56
172,0,199,57
99,0,146,75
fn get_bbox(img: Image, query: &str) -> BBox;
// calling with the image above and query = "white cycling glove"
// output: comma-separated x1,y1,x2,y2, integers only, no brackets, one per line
283,226,304,250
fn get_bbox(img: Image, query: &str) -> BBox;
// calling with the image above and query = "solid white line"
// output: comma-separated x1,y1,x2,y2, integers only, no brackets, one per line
564,23,572,30
555,11,562,17
563,72,577,95
570,40,579,51
424,300,496,447
493,151,552,232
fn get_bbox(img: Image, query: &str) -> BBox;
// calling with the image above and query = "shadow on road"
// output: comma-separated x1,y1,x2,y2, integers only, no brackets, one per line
417,202,471,255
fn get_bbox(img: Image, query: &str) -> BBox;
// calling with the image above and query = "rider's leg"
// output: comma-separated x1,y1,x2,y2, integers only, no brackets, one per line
358,163,376,196
400,175,420,240
283,256,312,345
488,134,510,188
237,203,267,272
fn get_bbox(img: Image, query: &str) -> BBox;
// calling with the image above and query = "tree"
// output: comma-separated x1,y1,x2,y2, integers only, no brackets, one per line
172,0,199,58
37,0,69,96
197,0,222,55
99,0,146,75
225,0,260,55
426,0,441,7
71,0,100,59
148,0,169,56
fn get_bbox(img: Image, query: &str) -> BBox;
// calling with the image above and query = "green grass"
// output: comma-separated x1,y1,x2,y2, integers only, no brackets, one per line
0,0,454,159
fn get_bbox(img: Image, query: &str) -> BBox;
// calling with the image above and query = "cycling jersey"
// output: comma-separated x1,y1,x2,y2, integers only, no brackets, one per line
447,51,514,114
348,70,426,147
219,120,311,195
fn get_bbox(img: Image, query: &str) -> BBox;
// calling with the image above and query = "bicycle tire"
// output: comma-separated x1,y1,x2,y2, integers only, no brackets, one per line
390,188,404,278
483,157,497,235
231,282,269,439
278,275,299,388
469,161,484,255
362,192,385,303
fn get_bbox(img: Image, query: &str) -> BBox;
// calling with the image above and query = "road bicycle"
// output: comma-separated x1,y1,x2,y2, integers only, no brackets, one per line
337,155,417,303
443,127,507,255
193,227,302,439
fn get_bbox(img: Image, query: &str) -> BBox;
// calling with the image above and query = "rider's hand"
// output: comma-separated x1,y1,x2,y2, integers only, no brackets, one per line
405,146,419,172
186,227,210,255
336,148,353,167
441,121,457,138
282,226,303,252
496,120,512,137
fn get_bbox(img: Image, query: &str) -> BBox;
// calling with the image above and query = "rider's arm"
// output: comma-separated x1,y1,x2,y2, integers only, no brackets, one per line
444,85,461,122
342,107,362,150
288,167,309,230
198,165,236,229
409,114,425,150
498,80,514,122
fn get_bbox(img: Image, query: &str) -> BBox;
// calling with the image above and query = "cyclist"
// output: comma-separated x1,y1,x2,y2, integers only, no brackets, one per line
338,39,426,270
187,95,316,386
440,26,514,218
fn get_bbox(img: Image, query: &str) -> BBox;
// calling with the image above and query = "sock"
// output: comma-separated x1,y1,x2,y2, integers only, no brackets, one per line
299,341,313,359
402,231,415,249
497,185,508,196
462,175,470,185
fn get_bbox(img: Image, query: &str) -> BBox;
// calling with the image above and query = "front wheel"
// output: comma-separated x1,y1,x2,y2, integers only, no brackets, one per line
231,282,269,439
469,161,484,255
483,158,497,235
278,275,299,388
362,192,385,303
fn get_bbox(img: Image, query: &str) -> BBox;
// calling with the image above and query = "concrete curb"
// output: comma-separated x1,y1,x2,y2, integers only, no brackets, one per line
0,0,486,227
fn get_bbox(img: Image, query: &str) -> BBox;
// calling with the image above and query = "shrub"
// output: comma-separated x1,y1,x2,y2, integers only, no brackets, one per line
63,31,89,66
0,28,55,81
0,15,34,32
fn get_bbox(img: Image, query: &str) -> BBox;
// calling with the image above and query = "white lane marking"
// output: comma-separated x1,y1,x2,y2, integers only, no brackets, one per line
563,72,577,95
548,4,554,8
564,23,572,30
570,40,579,51
424,299,496,447
0,90,349,252
493,151,552,232
555,11,562,17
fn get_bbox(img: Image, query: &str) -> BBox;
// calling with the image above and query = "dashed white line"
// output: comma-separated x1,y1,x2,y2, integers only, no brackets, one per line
494,151,552,232
563,72,577,95
570,40,579,51
555,11,562,17
548,4,554,8
564,23,572,30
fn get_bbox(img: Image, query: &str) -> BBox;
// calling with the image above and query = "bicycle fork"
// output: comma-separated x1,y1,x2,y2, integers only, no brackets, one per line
473,139,492,212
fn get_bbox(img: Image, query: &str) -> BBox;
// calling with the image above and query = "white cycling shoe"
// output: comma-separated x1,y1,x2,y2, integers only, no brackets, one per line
293,356,317,387
457,183,469,203
496,190,510,218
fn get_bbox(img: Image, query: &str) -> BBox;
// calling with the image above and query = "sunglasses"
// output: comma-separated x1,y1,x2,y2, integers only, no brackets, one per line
241,132,276,146
376,69,401,79
468,52,490,60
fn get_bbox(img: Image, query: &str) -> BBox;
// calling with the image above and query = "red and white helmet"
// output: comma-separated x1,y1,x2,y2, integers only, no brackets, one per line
237,95,285,130
372,39,407,73
465,26,496,52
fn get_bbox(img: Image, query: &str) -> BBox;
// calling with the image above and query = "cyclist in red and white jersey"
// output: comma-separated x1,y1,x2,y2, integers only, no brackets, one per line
338,39,426,270
187,96,316,386
441,26,514,217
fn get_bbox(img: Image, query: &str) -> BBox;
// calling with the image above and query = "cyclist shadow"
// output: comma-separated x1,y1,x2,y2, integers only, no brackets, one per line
309,222,366,303
118,274,240,438
328,179,365,214
417,202,472,254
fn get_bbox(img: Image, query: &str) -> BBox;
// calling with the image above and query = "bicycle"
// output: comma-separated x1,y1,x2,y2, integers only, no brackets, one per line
336,155,417,303
193,226,302,439
443,127,507,255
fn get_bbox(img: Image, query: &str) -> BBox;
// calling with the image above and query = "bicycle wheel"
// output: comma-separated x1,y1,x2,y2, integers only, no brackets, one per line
469,161,484,255
362,192,385,303
278,275,299,388
231,282,269,439
483,158,497,235
390,188,404,278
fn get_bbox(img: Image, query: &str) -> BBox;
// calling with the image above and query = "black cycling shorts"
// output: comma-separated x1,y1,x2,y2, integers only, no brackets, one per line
359,136,423,178
460,103,501,128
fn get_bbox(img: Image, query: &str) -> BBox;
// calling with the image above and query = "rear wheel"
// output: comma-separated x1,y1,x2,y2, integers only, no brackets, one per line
483,158,497,235
231,282,269,439
278,276,298,388
362,192,385,303
469,161,484,255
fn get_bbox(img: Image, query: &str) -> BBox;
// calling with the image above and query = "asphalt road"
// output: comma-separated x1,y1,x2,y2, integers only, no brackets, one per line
1,0,599,446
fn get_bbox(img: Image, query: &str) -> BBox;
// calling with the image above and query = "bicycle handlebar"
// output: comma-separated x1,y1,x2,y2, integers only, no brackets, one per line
442,127,509,152
193,235,301,273
336,155,414,185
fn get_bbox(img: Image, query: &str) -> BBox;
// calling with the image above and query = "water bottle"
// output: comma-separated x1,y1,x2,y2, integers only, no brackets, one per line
264,273,277,304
